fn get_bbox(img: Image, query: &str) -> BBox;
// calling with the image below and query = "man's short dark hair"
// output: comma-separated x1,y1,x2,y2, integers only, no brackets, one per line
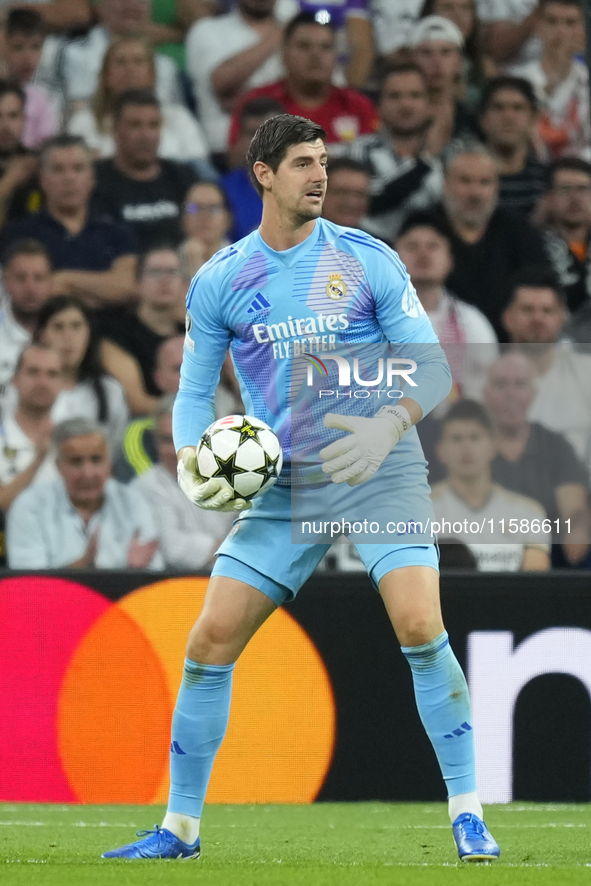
13,341,55,376
442,399,496,434
246,113,327,197
2,238,52,269
328,157,371,178
380,62,428,96
284,11,336,44
6,8,45,37
479,76,538,116
239,97,285,129
39,134,91,167
113,88,160,122
0,79,25,109
548,156,591,187
505,265,567,307
396,210,451,244
137,244,179,280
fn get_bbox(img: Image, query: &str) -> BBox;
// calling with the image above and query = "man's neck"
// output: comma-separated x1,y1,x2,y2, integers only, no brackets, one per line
526,343,556,375
449,472,493,510
259,207,317,251
542,45,574,85
47,202,88,235
386,126,428,159
113,153,160,182
495,421,530,461
285,77,331,108
137,301,180,336
415,282,444,313
72,494,104,523
449,217,488,244
489,140,529,175
555,219,590,245
9,304,37,334
15,403,52,440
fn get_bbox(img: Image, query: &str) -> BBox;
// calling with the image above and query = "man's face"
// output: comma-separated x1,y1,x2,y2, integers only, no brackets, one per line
155,413,177,476
5,32,44,84
57,433,111,505
379,71,431,136
139,249,184,309
98,0,150,34
40,146,94,212
283,24,336,88
413,40,462,92
444,153,498,229
395,226,452,287
257,139,328,224
547,169,591,228
484,353,536,429
0,92,24,156
502,286,566,344
438,419,495,481
322,168,369,228
538,1,583,55
3,253,52,318
114,104,161,167
14,346,62,411
153,336,183,393
480,88,536,151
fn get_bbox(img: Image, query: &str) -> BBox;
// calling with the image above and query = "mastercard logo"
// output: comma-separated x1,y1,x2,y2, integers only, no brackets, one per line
0,576,336,804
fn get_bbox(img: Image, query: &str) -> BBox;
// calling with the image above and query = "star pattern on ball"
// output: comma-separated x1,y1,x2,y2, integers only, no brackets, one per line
211,451,249,486
237,419,261,445
264,450,281,477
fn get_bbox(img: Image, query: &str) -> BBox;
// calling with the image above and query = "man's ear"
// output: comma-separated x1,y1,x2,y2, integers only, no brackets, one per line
253,160,273,193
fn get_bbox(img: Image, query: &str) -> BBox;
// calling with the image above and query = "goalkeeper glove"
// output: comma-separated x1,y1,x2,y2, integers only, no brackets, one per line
320,404,412,486
177,448,252,512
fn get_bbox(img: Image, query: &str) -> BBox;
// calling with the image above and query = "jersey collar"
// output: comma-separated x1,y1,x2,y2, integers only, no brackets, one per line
254,219,322,268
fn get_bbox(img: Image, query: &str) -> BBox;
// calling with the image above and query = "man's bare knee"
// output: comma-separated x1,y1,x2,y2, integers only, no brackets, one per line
186,614,240,663
396,615,444,648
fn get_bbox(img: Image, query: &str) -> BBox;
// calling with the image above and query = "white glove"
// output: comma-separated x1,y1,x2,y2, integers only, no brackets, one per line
177,448,252,512
319,405,412,486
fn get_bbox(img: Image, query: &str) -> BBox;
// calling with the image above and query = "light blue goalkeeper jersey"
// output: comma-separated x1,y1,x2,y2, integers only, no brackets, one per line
174,218,452,485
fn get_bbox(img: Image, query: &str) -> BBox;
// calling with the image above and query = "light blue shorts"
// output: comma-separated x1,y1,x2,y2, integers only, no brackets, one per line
212,464,439,606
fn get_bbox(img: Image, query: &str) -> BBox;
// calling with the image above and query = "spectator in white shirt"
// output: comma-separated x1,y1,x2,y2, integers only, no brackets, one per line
7,417,163,569
0,239,53,400
186,0,298,155
37,0,182,112
512,0,590,160
132,394,231,569
67,36,211,170
34,295,129,451
431,397,550,571
395,212,498,399
0,343,61,512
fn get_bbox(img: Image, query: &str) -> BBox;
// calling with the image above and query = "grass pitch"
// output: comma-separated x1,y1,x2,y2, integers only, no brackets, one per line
1,802,590,885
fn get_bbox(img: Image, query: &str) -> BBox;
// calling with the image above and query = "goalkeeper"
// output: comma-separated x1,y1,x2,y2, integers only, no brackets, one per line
103,115,500,864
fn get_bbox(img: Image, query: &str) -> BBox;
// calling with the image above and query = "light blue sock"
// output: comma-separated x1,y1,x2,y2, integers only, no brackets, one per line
167,658,235,817
401,631,476,797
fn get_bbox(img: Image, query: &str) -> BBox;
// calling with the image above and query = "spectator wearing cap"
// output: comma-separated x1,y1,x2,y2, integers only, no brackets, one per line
349,63,444,242
186,0,298,156
425,142,550,337
511,0,589,160
0,135,137,308
479,76,547,216
0,240,53,397
410,15,477,158
228,13,379,153
322,157,370,229
222,97,283,241
396,212,498,400
93,90,200,250
538,157,591,314
6,417,163,570
131,394,231,570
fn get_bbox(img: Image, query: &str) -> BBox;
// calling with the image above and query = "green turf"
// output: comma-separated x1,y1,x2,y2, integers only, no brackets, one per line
1,802,590,885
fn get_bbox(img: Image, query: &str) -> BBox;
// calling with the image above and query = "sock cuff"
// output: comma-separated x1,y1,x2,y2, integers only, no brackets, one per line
401,630,449,660
183,658,236,686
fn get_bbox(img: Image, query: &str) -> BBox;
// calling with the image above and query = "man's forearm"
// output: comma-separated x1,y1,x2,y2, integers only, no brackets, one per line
484,15,537,64
211,38,279,99
63,268,136,304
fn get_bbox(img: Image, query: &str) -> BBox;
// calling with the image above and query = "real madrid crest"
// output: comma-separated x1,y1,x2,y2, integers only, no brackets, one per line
326,272,347,300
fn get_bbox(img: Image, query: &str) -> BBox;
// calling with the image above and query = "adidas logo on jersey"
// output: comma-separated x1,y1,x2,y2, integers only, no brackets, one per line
247,292,271,314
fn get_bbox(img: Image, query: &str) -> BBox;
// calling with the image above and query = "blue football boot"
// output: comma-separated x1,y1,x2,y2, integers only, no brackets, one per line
101,825,200,860
452,813,500,862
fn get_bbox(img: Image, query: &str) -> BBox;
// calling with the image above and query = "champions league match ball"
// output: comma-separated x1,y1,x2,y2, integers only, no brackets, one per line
196,415,283,500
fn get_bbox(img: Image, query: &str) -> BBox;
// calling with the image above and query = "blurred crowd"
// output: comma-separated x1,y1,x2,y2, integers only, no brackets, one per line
0,0,591,573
